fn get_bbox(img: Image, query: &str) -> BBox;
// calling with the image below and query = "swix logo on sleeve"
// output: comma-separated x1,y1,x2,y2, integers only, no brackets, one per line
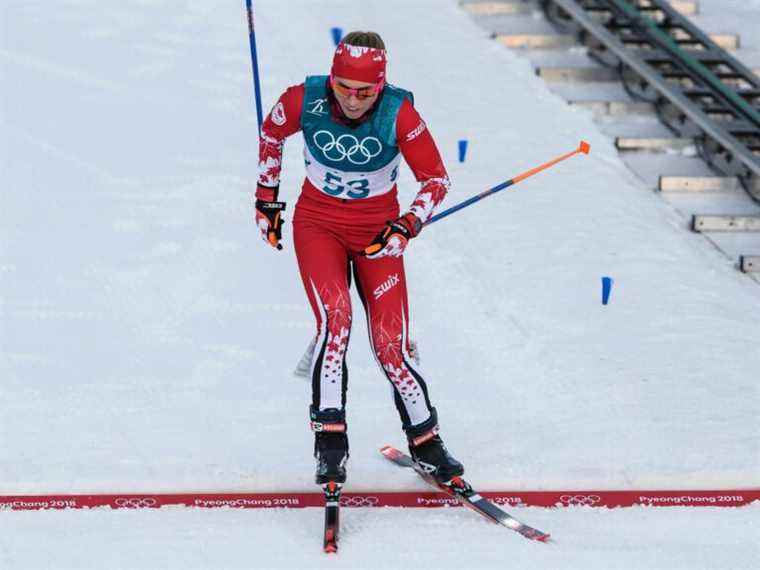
271,102,286,126
373,273,400,300
405,121,427,142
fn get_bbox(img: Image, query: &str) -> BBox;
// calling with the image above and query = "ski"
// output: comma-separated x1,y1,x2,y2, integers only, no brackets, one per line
380,445,551,543
322,481,342,553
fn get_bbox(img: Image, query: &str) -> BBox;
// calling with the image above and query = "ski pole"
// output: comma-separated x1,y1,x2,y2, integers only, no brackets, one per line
425,140,590,226
244,0,264,129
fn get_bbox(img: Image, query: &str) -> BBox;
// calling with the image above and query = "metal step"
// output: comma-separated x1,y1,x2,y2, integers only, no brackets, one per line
616,137,694,152
658,176,740,192
537,66,619,82
569,100,656,116
680,34,740,51
495,33,576,49
495,33,738,51
663,0,698,16
539,65,760,87
607,0,700,16
692,215,760,232
463,1,700,17
462,1,532,15
740,256,760,273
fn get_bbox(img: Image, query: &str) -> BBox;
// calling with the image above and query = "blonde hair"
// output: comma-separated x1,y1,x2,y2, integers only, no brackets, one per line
341,31,386,50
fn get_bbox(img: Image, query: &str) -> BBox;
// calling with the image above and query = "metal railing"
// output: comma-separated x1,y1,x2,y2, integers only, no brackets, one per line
540,0,760,201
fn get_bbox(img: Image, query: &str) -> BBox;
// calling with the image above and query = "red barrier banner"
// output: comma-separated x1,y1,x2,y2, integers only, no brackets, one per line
1,490,758,511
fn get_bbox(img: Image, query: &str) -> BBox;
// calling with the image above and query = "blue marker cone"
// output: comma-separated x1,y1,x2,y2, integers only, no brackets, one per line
602,277,614,305
458,139,468,163
331,27,343,46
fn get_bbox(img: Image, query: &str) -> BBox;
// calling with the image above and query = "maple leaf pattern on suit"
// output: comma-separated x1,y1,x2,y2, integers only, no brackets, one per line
317,281,352,387
408,176,450,223
370,310,424,407
258,131,283,188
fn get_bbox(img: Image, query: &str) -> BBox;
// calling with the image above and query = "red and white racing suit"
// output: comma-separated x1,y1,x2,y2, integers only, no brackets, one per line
257,83,450,435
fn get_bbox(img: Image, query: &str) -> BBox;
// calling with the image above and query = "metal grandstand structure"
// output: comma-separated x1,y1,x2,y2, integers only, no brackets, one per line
541,0,759,202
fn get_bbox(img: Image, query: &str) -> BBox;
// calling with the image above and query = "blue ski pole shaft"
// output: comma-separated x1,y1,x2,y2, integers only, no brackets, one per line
426,180,513,226
425,141,590,227
245,0,264,129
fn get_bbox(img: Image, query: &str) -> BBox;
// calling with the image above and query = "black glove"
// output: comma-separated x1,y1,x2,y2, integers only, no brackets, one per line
255,198,286,250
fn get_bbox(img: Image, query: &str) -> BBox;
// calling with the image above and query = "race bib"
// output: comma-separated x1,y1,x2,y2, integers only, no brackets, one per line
304,146,401,200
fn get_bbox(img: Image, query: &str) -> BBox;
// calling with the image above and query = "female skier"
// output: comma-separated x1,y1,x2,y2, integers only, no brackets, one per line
254,31,464,487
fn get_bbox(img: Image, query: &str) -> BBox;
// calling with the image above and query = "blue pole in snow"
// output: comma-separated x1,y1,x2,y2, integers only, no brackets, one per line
458,139,468,163
331,27,343,46
245,0,264,130
602,277,614,305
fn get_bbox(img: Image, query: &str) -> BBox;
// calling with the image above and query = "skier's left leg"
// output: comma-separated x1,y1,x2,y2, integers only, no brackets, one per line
352,255,464,481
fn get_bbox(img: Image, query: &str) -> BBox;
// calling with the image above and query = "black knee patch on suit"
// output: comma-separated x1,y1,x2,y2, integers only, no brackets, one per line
403,407,438,439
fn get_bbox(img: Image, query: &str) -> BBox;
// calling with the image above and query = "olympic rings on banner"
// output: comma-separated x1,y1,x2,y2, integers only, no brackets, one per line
559,495,601,506
114,497,158,509
340,496,380,507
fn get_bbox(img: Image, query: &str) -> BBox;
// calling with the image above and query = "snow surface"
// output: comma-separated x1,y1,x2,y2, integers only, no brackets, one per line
2,505,759,570
1,0,759,568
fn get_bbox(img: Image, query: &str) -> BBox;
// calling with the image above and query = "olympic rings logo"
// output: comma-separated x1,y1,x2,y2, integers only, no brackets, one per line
340,496,379,507
559,495,601,506
313,130,383,165
114,497,158,509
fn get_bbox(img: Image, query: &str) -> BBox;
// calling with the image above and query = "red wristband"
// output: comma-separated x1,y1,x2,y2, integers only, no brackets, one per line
399,213,422,238
256,184,279,202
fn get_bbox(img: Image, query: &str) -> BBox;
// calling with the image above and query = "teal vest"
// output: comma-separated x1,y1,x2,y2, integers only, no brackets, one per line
301,75,413,175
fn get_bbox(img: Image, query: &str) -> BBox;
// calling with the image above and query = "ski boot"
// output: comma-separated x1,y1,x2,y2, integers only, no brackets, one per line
311,407,349,485
407,414,464,484
315,432,348,484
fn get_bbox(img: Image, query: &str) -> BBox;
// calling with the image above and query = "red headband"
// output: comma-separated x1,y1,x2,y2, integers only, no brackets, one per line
331,42,387,85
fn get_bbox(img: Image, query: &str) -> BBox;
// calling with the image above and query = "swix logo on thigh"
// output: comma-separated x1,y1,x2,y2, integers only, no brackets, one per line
373,273,400,300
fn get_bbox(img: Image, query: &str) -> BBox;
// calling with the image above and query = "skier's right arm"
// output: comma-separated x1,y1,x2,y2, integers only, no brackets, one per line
255,84,305,250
